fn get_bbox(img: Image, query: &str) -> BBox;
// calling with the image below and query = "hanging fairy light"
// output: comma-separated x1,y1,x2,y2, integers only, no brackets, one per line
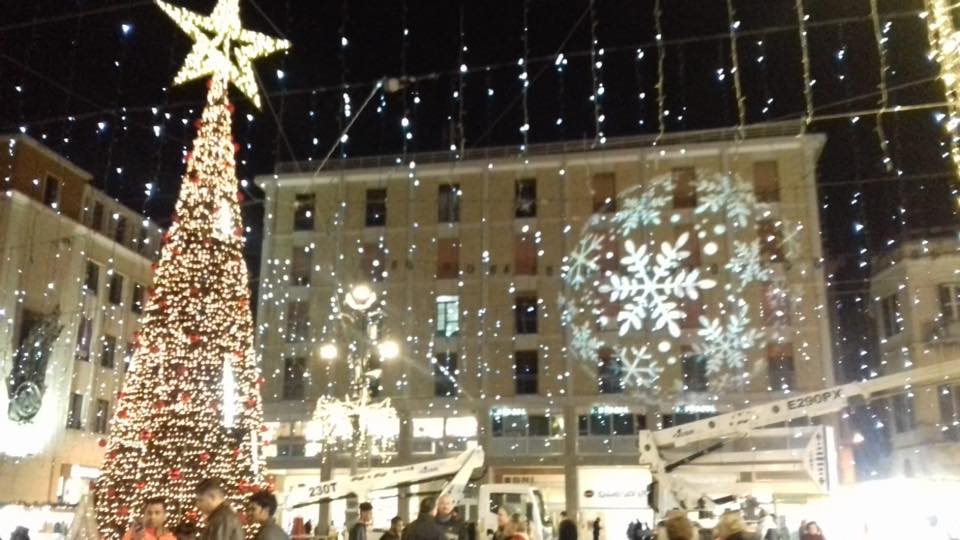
923,0,960,202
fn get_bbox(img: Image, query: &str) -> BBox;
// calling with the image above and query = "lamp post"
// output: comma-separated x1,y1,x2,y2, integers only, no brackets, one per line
318,283,399,528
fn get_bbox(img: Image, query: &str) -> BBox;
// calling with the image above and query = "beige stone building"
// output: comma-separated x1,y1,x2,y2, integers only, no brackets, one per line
0,136,160,517
869,229,960,478
254,122,835,528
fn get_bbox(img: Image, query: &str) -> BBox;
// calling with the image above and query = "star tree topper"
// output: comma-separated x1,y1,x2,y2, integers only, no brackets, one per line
156,0,290,108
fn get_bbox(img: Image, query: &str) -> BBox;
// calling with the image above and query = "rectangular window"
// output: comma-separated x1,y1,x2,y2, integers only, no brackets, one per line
113,215,128,245
131,283,145,314
66,393,84,430
94,399,110,434
125,342,135,372
283,357,306,400
437,239,460,279
277,437,307,457
438,184,461,223
360,242,386,283
514,351,538,395
84,261,100,295
366,188,387,227
598,349,624,394
592,172,616,213
291,246,312,286
757,219,785,262
588,412,611,435
434,353,458,398
880,294,903,338
891,393,916,433
515,178,537,218
91,202,105,233
681,351,708,392
285,301,310,342
938,385,960,442
108,273,124,305
514,235,538,276
293,194,315,231
612,414,635,435
137,226,150,255
675,225,700,267
767,343,795,390
763,282,791,326
754,161,780,203
514,294,538,334
44,175,62,209
100,335,117,369
939,284,960,321
528,415,551,437
672,167,696,208
75,316,93,362
436,295,460,337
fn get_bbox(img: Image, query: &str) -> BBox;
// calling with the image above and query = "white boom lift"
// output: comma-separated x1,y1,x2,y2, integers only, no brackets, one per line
285,446,554,540
639,358,960,515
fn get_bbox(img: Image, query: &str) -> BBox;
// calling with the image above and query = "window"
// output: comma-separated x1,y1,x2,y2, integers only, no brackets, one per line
75,316,93,362
94,399,110,434
890,393,916,433
675,225,700,267
753,161,780,203
437,239,460,279
291,246,312,286
492,411,561,437
366,188,387,227
124,342,136,372
66,393,84,430
131,283,145,314
938,385,960,442
514,235,537,276
681,351,708,392
283,357,306,400
528,415,551,437
939,284,960,321
113,215,128,245
672,167,696,208
880,294,903,338
757,219,785,262
84,261,100,295
436,295,460,337
100,335,117,369
136,226,150,254
361,242,386,283
514,294,538,334
277,437,307,457
592,172,616,213
108,274,124,305
597,349,623,394
680,300,702,329
514,351,538,395
515,178,537,218
293,194,315,231
767,343,795,390
578,412,644,436
763,282,790,326
285,301,310,342
438,184,461,223
91,202,105,233
598,235,619,275
434,353,458,397
43,175,61,209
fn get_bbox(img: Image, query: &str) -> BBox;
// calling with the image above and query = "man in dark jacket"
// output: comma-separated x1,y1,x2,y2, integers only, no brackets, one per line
402,497,445,540
435,496,467,540
248,491,290,540
558,512,577,540
350,503,374,540
195,479,244,540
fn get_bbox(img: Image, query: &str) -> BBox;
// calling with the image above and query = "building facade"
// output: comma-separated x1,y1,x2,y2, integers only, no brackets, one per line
0,136,161,518
254,123,835,529
869,230,960,478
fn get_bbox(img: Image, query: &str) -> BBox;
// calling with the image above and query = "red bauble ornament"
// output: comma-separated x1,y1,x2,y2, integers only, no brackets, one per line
179,393,191,404
194,119,203,130
150,263,159,273
98,438,107,448
200,452,211,463
118,506,130,517
244,398,257,409
170,469,181,481
153,400,166,410
260,425,269,433
255,376,265,387
233,142,241,155
135,482,146,491
237,192,245,203
234,227,244,238
140,430,151,442
189,334,201,345
186,511,199,523
150,346,161,354
176,365,188,377
232,448,242,458
228,104,236,114
117,410,128,419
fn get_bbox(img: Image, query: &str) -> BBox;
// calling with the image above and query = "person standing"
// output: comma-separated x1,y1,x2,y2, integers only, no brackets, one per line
403,497,445,540
714,513,749,540
663,514,693,540
436,496,466,540
248,491,290,540
591,517,601,540
505,515,529,540
557,512,577,540
195,479,244,540
380,518,404,540
799,522,825,540
122,498,176,540
350,503,375,540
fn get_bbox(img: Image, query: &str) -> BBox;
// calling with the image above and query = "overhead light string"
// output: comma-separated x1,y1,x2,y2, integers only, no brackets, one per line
869,0,895,173
795,0,814,131
726,0,746,136
653,0,666,145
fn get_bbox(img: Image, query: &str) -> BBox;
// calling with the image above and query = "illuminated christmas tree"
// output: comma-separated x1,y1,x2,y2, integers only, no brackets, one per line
93,1,289,538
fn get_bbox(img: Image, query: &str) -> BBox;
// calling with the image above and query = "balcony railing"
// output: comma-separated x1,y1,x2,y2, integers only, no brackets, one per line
488,436,565,456
577,435,638,455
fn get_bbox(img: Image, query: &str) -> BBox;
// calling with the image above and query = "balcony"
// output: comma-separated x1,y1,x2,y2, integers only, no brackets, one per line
488,436,565,457
577,435,638,455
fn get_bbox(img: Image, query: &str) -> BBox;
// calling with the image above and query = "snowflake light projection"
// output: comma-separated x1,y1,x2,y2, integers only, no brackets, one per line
561,171,779,396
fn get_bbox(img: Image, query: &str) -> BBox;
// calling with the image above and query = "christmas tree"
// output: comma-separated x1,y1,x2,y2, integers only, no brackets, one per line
93,1,289,538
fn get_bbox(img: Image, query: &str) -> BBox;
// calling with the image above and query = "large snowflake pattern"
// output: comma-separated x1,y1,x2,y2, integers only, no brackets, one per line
695,172,757,228
725,240,773,290
562,233,602,288
695,302,764,375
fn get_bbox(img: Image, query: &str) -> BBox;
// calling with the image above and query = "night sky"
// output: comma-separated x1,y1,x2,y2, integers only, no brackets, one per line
1,0,958,475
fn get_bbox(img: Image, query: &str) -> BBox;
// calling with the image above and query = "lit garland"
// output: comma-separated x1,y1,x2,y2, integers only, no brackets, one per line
923,0,960,202
93,0,288,537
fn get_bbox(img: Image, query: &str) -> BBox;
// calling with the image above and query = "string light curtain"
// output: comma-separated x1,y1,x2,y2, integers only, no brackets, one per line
924,0,960,203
